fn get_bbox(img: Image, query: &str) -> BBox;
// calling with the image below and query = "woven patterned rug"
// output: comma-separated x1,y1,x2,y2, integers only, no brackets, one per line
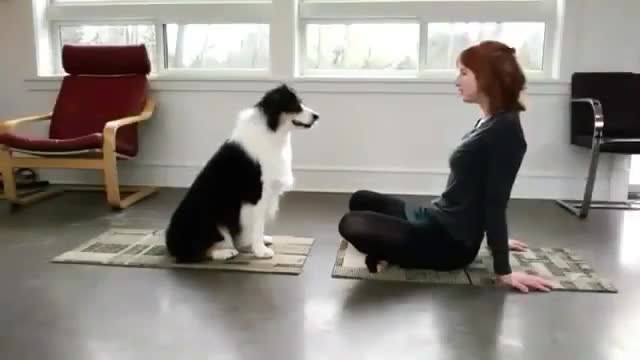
52,228,315,275
332,239,618,293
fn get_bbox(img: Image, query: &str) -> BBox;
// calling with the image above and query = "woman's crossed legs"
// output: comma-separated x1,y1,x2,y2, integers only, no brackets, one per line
338,190,472,272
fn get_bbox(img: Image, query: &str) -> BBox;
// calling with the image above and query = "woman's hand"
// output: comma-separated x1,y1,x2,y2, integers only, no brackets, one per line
498,272,554,293
508,238,528,252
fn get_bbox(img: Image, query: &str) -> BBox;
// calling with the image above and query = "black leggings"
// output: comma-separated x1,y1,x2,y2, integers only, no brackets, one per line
338,190,476,271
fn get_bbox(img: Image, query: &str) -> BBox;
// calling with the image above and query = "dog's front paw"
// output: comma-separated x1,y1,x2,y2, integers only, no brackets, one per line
211,248,239,261
252,244,275,259
264,235,273,246
234,236,253,252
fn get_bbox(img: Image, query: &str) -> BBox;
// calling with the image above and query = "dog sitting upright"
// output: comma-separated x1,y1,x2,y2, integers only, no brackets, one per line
165,84,319,262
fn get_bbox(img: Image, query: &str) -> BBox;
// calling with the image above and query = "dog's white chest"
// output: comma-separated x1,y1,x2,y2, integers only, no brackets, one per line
270,172,294,191
246,137,292,195
264,156,294,193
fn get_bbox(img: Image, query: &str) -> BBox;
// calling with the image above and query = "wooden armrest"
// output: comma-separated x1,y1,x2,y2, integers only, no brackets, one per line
0,113,52,134
103,97,156,150
104,97,155,135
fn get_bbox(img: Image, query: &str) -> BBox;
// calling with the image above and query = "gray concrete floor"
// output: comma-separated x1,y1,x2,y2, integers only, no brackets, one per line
1,189,639,359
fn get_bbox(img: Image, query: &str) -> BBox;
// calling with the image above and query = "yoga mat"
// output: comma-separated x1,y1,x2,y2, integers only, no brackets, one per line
332,239,617,293
331,239,470,285
52,228,315,275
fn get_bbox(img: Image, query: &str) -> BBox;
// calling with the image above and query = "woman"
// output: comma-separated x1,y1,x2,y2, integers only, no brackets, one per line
338,40,553,293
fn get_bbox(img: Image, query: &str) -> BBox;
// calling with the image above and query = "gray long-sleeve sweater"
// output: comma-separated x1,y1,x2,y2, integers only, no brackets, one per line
406,111,527,275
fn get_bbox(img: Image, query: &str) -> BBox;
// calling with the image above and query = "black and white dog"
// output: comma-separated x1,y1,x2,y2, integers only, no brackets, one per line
165,84,319,263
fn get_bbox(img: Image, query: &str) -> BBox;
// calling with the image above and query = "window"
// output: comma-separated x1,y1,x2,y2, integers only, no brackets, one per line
425,22,546,71
298,0,559,78
39,0,272,76
165,24,270,70
57,24,158,70
304,23,420,75
35,0,561,79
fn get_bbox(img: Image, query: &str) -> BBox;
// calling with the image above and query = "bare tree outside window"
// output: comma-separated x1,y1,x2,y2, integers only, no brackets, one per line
305,24,419,72
165,24,270,70
426,22,545,71
59,25,157,70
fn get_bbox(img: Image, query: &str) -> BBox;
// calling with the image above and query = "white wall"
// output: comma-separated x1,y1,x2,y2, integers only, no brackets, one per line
631,156,640,186
1,0,639,201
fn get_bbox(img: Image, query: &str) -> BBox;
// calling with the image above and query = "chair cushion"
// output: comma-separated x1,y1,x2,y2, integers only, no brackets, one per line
0,132,137,157
49,75,147,157
572,135,640,154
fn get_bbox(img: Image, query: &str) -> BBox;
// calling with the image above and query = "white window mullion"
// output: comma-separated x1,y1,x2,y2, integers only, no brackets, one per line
546,0,565,79
33,0,55,76
154,22,166,74
418,22,428,76
50,22,63,73
270,0,297,79
298,18,309,77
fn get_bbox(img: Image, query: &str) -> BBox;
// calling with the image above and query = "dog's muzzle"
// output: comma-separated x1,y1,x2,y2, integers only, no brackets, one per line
293,113,319,128
292,120,313,128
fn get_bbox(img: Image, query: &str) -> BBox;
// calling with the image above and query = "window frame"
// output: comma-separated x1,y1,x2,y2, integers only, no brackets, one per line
49,19,161,74
298,0,559,79
299,18,424,78
35,0,562,80
42,0,274,77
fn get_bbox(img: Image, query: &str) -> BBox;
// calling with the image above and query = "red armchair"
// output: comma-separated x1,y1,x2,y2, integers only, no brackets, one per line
0,44,158,209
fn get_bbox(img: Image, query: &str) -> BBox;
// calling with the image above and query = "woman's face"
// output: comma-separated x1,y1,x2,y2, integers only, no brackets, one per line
455,62,480,104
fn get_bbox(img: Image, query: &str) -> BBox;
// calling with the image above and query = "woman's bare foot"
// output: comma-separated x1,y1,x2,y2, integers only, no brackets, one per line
376,261,388,273
365,255,388,273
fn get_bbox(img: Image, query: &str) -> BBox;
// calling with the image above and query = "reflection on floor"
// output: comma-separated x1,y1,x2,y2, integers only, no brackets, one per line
0,189,639,360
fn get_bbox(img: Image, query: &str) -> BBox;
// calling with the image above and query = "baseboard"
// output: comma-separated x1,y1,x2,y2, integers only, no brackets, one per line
34,164,612,201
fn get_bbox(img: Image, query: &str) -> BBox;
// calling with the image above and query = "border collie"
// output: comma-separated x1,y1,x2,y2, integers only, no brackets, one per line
165,84,319,262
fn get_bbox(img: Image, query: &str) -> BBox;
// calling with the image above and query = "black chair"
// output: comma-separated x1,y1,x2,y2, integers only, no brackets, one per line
556,72,640,218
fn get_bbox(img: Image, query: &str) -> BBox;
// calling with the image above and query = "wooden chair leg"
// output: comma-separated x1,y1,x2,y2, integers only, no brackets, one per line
0,147,63,206
102,149,123,208
102,151,158,210
0,147,17,201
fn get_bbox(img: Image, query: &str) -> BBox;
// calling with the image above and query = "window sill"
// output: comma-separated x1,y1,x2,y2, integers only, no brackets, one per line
24,74,569,95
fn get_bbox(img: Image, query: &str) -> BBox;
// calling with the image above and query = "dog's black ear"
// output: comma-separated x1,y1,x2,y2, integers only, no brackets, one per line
256,90,281,132
265,110,280,132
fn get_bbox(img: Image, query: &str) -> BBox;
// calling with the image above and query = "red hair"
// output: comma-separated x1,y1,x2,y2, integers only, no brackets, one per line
458,40,526,115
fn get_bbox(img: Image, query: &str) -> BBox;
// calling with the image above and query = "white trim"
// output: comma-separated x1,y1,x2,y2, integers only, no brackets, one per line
23,77,570,94
302,69,420,78
51,0,271,3
299,0,551,22
36,164,612,201
46,2,273,24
